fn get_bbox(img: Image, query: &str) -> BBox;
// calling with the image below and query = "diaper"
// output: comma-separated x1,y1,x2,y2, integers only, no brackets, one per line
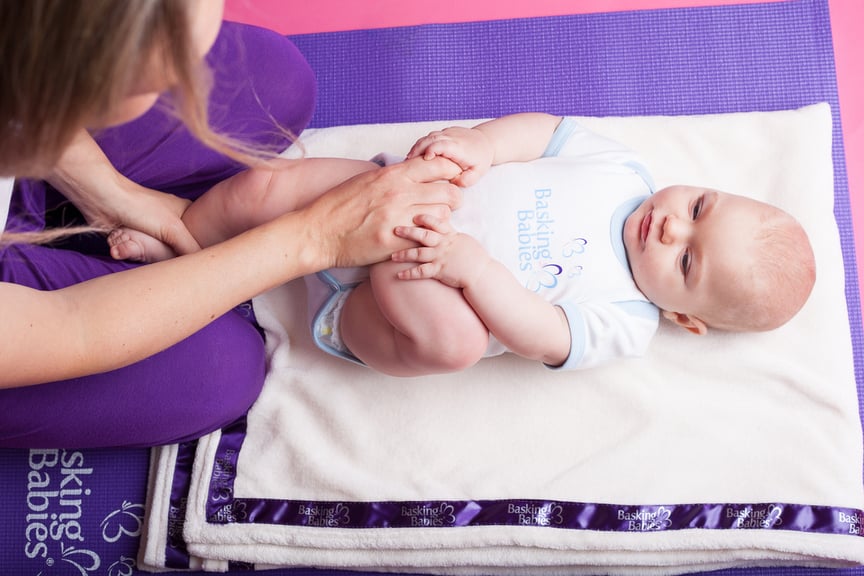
304,269,369,366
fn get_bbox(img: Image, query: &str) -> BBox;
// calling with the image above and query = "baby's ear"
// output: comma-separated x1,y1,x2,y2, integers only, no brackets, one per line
661,310,708,335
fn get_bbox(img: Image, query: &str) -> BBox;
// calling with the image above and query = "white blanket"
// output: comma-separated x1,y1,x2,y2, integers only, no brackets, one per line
138,104,864,573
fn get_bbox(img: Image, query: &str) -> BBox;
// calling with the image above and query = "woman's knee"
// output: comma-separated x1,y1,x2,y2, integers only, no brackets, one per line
208,22,317,148
0,306,265,449
166,315,266,443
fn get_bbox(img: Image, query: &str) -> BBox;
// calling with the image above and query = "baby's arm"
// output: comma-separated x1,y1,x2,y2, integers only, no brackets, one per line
393,215,571,367
407,113,562,187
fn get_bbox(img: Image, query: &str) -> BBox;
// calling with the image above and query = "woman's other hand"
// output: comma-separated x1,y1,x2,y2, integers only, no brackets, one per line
47,129,202,258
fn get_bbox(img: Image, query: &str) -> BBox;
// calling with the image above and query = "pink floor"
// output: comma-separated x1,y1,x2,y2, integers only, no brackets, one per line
225,0,864,318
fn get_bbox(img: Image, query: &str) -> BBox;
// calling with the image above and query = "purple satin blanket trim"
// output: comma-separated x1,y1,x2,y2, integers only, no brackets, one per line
204,420,864,538
164,440,198,569
224,499,864,536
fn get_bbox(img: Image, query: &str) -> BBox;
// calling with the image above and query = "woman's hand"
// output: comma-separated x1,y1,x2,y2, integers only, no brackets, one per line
406,127,494,187
47,129,201,258
298,155,463,269
101,183,200,261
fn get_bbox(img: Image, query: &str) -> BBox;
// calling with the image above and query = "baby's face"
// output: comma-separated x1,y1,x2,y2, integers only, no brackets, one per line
623,186,769,333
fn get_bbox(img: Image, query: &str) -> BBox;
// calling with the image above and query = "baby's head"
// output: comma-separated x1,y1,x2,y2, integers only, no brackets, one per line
623,185,816,334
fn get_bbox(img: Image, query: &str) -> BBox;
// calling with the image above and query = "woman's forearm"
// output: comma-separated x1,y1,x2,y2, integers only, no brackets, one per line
1,211,319,387
0,156,462,388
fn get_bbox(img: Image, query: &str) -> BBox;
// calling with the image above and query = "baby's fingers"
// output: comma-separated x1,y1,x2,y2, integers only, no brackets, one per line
394,224,444,247
392,245,438,263
395,261,441,281
407,132,447,159
406,139,431,160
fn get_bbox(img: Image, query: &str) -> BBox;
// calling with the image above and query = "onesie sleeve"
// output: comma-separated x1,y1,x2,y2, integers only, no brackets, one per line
543,117,637,161
549,299,659,370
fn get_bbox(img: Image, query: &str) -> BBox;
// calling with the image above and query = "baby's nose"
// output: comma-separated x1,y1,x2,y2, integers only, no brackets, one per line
660,214,686,244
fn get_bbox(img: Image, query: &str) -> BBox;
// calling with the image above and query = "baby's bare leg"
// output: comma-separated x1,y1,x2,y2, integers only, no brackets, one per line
341,260,489,376
185,158,379,248
110,158,378,262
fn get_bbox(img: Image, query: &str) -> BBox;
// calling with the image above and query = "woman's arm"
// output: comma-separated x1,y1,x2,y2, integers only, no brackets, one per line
0,156,462,388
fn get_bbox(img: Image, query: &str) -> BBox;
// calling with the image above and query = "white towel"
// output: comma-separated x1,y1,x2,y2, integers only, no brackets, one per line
138,104,864,574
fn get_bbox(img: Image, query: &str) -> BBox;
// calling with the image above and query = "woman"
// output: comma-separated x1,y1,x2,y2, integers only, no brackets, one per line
0,0,460,448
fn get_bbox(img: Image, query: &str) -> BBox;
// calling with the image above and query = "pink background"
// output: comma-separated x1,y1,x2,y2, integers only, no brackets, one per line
224,0,864,318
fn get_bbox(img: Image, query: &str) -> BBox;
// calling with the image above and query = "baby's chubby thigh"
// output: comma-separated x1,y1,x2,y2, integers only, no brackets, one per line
343,260,489,375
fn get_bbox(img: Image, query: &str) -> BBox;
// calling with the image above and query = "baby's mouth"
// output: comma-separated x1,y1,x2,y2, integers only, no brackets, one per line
640,210,653,247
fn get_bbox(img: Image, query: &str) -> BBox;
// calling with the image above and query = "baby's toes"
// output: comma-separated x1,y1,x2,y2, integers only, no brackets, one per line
107,229,145,262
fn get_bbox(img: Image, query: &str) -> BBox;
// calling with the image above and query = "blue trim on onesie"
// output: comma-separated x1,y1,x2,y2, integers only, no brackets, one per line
614,300,660,321
542,117,578,157
552,301,586,368
556,159,658,370
610,195,646,271
623,160,656,193
610,160,655,271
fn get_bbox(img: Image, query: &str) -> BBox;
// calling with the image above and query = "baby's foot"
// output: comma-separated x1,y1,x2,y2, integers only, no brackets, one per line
108,228,178,263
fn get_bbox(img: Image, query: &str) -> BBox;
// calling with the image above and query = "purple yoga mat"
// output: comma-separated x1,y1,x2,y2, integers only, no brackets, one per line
0,1,856,575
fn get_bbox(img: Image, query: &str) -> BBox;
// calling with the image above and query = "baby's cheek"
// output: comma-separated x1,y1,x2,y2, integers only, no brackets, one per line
629,261,656,299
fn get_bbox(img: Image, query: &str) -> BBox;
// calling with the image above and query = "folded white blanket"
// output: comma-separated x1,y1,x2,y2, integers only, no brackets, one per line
138,104,864,574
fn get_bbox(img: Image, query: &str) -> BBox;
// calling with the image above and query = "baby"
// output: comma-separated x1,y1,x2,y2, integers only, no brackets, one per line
110,113,816,376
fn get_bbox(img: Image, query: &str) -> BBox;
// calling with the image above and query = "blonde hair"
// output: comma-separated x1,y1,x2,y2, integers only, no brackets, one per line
709,206,816,332
1,0,289,244
1,0,287,175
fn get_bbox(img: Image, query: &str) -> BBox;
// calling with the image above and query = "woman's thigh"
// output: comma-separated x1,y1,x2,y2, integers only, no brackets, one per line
0,243,265,448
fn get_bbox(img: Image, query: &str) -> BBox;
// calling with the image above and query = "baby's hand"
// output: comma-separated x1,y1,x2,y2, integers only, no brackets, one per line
392,214,490,289
406,127,494,187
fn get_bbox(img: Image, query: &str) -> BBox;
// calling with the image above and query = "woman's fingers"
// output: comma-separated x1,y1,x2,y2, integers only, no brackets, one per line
302,156,462,268
411,213,453,234
400,155,462,192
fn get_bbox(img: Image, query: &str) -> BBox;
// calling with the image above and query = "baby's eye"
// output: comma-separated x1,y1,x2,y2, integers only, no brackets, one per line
680,249,691,277
691,196,704,220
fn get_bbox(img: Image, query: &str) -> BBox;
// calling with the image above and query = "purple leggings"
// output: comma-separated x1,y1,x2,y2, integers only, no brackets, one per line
0,22,316,448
